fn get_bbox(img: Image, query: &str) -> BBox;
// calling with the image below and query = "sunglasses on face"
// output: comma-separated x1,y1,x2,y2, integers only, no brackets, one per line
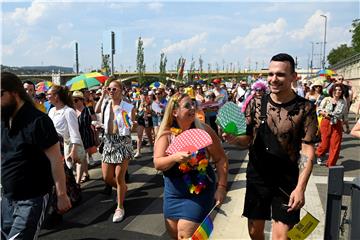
182,101,196,109
107,87,119,92
73,98,82,103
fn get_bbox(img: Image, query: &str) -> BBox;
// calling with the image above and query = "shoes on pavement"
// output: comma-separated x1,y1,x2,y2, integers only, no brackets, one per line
65,158,73,169
317,157,327,166
134,152,141,158
112,208,125,223
80,174,90,183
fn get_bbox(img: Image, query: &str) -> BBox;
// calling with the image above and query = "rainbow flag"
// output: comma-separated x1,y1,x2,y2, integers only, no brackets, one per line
191,214,214,240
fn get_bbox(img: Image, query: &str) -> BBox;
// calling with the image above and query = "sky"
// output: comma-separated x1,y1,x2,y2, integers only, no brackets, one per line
1,0,359,73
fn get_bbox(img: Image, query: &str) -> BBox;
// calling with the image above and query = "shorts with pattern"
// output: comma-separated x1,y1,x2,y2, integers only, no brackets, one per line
102,134,134,164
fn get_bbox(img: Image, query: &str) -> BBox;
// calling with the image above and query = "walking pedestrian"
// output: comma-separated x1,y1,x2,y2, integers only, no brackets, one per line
223,53,318,239
95,79,135,222
153,92,228,239
1,72,71,240
316,83,347,167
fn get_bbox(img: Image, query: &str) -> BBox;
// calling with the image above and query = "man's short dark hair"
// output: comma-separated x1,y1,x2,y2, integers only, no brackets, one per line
23,80,36,89
1,72,34,105
271,53,295,73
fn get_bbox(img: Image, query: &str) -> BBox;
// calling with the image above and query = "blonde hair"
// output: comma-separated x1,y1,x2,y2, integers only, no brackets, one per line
156,92,203,142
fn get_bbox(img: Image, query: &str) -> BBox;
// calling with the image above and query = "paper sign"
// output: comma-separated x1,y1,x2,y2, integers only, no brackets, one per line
287,212,319,240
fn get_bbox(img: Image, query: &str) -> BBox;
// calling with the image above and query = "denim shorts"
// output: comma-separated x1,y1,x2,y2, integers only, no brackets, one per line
152,115,162,127
1,193,49,240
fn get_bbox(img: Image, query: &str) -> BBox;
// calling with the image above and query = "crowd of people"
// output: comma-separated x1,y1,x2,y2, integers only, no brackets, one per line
1,52,359,239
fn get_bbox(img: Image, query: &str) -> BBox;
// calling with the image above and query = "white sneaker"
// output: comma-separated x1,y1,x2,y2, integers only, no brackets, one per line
65,158,73,169
134,152,141,158
317,157,326,165
112,208,125,223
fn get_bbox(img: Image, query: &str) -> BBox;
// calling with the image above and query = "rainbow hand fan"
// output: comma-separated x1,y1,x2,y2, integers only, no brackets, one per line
216,102,246,136
166,129,213,155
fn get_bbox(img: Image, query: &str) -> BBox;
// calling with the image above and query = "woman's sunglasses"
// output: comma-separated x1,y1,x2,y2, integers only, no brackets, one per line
107,87,119,92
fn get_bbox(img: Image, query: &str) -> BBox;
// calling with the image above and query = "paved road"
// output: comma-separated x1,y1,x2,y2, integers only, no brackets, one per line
39,114,359,240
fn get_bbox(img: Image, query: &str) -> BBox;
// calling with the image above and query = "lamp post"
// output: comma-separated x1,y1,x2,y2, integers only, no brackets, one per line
320,14,327,69
310,41,314,74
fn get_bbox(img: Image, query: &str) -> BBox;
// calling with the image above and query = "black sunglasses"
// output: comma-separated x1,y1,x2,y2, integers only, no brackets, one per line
73,98,82,103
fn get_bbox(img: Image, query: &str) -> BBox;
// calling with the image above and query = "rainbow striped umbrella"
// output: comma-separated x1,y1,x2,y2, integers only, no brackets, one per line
82,72,109,83
36,81,53,93
317,69,336,77
66,77,101,91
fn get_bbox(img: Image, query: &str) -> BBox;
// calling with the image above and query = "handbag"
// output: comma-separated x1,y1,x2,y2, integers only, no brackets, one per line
98,100,109,154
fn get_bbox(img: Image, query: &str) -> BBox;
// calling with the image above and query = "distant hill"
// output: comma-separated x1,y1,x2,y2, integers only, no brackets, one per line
1,65,74,74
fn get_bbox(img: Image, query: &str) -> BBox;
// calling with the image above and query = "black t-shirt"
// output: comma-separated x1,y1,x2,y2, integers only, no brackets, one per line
1,102,59,200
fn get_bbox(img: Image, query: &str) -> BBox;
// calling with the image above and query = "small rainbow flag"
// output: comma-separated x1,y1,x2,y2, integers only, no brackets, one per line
122,110,131,128
191,209,215,240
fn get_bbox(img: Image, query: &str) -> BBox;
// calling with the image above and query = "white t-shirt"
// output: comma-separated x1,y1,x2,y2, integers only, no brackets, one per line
103,100,134,136
48,105,83,145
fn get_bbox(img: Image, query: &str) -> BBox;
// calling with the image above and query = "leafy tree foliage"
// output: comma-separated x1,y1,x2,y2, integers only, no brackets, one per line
136,37,146,85
327,19,359,66
350,19,360,52
327,44,355,66
159,52,167,83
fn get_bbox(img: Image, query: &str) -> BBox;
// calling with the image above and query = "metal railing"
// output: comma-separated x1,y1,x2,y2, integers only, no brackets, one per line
331,53,360,70
324,166,360,239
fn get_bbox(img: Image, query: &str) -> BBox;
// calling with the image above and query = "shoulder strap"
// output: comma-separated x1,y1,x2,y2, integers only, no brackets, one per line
259,94,268,121
101,100,109,124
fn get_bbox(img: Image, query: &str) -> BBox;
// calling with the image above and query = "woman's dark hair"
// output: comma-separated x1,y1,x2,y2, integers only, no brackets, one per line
329,83,345,98
270,53,295,73
51,85,74,108
1,72,34,106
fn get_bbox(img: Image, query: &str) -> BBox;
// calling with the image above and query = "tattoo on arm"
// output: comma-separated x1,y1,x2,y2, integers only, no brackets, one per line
298,153,308,173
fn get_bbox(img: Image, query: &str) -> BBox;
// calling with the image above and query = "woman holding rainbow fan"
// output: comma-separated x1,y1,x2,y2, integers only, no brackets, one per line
153,92,228,239
95,78,135,223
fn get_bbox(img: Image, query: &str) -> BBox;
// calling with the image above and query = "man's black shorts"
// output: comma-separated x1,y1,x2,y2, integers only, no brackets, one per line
243,181,300,225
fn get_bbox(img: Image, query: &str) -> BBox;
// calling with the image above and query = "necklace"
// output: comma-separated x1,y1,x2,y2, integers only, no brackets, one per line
170,126,209,194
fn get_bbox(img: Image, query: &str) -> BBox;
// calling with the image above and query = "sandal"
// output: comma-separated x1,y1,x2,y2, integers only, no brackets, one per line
80,174,90,183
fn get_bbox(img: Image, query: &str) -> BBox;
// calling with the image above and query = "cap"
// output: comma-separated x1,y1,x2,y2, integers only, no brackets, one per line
212,78,221,84
72,90,84,99
96,89,102,95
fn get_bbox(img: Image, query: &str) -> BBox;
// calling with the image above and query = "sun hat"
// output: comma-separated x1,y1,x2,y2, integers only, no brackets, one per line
310,79,323,89
72,90,84,99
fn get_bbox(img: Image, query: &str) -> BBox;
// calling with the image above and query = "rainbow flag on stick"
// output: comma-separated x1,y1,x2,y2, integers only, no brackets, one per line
191,204,217,240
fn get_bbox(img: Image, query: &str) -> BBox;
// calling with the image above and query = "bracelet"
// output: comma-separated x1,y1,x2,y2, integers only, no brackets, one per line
217,183,227,189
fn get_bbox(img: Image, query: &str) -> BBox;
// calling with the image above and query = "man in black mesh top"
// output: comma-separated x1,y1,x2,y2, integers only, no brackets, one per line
224,53,318,239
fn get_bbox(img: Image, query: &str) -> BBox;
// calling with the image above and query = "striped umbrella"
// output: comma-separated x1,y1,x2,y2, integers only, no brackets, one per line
66,77,101,91
36,81,53,93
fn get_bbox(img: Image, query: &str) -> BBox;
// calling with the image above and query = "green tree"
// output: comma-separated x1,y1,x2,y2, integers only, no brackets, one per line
159,52,167,83
350,19,360,52
136,37,146,85
327,44,354,66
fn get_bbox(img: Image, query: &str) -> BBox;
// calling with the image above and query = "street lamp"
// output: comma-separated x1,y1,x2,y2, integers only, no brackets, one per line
320,14,327,69
310,41,314,74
